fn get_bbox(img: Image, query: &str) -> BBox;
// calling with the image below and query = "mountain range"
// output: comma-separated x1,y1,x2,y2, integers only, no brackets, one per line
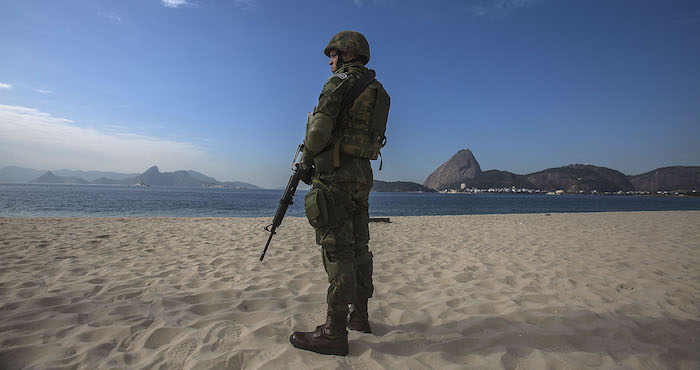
0,165,260,189
422,149,699,193
3,153,697,193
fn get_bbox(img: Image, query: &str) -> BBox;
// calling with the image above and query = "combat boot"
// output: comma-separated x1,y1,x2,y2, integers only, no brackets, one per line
289,314,349,356
347,301,372,333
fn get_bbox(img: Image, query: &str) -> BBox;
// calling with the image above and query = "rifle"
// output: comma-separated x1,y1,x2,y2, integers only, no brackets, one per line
260,144,304,261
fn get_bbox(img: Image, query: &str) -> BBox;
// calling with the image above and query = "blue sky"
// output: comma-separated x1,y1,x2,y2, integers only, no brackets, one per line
1,0,699,188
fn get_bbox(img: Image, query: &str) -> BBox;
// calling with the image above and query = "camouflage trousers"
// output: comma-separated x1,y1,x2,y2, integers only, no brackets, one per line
305,179,374,332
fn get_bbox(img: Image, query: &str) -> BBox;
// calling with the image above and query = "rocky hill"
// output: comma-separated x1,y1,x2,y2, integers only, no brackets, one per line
423,149,482,190
445,164,635,193
526,164,635,193
109,166,257,188
219,181,260,189
629,166,699,192
0,166,45,183
459,170,534,189
421,149,689,193
372,180,437,192
123,166,215,187
185,170,220,184
53,169,138,182
31,171,90,184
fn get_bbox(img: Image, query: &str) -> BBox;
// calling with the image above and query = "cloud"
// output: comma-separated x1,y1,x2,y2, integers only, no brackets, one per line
233,0,257,10
160,0,255,10
161,0,190,8
0,104,216,174
35,89,53,94
0,83,12,90
467,0,543,18
99,10,124,24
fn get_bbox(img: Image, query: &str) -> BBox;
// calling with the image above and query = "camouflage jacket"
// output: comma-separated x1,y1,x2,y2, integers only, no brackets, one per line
311,62,374,186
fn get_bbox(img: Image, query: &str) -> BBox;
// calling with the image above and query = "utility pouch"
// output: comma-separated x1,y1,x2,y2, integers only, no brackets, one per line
313,147,335,173
305,180,350,229
305,187,328,228
370,83,390,149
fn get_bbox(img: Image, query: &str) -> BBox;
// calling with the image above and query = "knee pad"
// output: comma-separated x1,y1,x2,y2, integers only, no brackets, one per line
323,250,357,307
323,250,355,283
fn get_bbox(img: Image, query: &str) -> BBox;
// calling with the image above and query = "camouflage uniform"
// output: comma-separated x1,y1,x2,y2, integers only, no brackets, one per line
291,31,385,356
307,61,376,335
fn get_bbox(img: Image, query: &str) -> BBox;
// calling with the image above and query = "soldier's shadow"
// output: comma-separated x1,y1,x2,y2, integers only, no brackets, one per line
349,310,700,365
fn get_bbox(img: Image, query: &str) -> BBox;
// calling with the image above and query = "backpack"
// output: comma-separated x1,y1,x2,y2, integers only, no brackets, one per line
337,71,390,168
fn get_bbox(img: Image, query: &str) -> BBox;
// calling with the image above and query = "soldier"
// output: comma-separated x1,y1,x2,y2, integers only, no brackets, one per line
289,31,390,356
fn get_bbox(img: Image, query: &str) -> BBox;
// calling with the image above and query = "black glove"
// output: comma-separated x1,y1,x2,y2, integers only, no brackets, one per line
298,162,313,185
298,149,315,185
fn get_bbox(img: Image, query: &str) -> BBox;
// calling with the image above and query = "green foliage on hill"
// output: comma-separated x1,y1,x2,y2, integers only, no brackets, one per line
372,180,437,192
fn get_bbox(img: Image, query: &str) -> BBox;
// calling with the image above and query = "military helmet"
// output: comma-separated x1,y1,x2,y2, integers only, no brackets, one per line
324,31,370,64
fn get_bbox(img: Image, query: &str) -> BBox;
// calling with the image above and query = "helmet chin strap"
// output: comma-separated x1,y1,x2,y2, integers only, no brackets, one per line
336,51,344,69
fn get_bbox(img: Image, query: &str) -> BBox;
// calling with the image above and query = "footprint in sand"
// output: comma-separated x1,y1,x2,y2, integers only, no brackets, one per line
615,281,637,292
213,324,244,352
165,338,199,367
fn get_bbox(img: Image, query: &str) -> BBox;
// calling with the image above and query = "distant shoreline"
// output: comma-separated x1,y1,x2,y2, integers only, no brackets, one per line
4,209,700,220
425,191,699,198
3,182,697,196
2,184,699,218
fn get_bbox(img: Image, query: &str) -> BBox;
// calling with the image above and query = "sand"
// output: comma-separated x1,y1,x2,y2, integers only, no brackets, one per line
0,211,698,369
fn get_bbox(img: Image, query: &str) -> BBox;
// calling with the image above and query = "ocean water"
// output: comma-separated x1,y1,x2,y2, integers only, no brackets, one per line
1,183,699,218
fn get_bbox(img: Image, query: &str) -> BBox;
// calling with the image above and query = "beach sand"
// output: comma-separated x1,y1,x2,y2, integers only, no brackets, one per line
0,211,698,369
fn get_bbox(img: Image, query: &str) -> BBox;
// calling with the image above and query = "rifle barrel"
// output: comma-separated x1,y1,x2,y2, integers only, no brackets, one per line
260,228,275,261
259,146,302,262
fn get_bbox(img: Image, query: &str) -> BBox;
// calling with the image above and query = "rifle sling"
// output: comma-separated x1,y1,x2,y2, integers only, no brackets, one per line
339,71,375,112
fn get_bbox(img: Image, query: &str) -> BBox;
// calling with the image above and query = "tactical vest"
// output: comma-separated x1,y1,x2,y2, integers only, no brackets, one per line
335,70,390,167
